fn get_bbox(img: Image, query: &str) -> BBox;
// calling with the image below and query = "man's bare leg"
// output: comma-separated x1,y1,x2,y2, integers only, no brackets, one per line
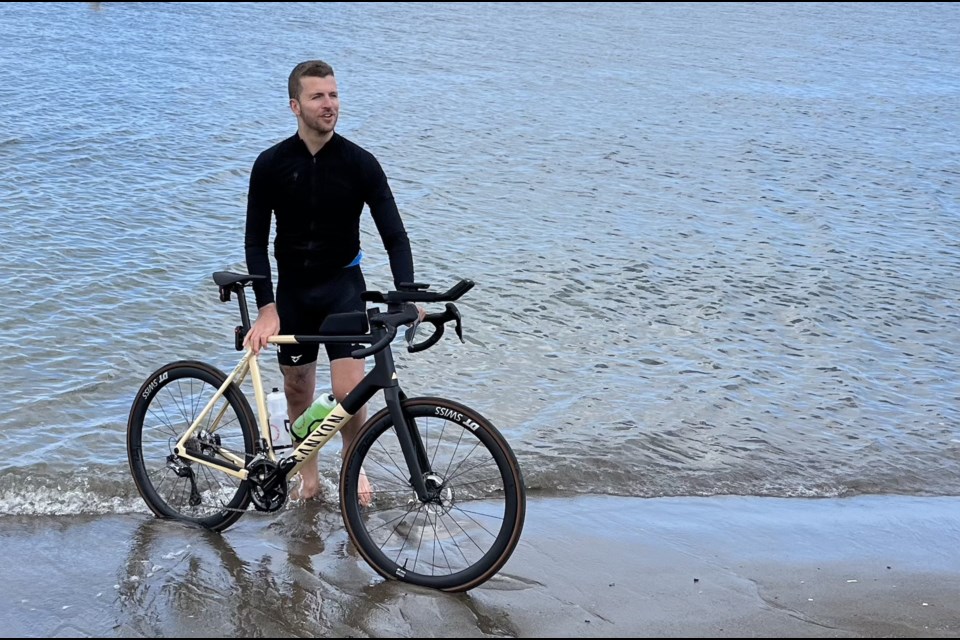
281,362,319,500
331,357,371,505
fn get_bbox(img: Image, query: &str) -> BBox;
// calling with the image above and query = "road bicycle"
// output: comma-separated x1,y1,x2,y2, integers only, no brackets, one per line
127,272,526,591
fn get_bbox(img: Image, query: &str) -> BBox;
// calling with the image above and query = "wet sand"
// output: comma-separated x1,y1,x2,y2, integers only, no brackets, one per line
2,494,959,637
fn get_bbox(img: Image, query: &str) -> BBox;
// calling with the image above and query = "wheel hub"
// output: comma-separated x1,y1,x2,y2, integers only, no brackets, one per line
422,473,454,515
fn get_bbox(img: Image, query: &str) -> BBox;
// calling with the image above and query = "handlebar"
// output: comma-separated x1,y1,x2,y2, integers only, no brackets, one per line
352,279,472,357
349,303,419,358
406,303,464,353
361,279,474,304
212,271,471,359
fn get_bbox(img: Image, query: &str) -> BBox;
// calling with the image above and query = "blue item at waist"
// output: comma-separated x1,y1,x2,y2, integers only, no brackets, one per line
346,250,363,267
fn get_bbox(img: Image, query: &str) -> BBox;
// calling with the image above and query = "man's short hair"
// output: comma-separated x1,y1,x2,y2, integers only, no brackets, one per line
288,60,335,100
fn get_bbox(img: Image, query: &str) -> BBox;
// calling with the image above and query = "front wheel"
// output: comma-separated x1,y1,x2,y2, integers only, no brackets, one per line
340,397,526,591
127,361,257,531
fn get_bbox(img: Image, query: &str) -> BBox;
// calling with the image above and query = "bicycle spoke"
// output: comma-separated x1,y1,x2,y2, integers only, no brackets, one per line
342,399,524,590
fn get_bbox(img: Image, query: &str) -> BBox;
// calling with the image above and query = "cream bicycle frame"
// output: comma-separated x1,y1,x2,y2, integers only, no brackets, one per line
171,336,355,481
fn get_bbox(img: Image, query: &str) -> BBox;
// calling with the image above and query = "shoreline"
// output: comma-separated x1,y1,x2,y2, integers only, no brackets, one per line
2,494,959,637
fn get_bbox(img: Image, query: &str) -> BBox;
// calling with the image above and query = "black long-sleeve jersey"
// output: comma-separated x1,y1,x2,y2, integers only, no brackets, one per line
244,132,414,309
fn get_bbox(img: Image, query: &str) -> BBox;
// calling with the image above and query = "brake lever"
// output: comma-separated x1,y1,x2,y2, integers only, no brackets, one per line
447,303,464,343
404,317,422,347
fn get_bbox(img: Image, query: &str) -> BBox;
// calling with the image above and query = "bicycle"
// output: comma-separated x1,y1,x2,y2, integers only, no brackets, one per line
126,272,526,592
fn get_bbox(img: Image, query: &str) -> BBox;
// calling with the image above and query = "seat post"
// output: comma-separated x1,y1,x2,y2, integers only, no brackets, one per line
236,286,252,332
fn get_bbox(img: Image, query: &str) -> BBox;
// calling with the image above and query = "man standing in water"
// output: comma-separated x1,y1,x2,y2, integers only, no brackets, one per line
242,60,416,503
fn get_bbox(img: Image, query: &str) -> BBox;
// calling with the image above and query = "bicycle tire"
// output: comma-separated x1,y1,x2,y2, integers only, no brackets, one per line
127,360,257,531
340,397,525,591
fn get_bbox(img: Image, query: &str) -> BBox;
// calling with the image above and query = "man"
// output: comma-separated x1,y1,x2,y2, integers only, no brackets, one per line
243,60,415,502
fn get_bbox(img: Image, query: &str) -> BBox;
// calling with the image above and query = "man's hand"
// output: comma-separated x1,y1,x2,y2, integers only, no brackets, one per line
404,305,428,346
243,303,280,354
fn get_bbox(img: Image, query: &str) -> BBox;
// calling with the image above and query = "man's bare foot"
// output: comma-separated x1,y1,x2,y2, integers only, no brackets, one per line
288,464,369,505
290,463,321,502
288,474,302,502
358,465,372,507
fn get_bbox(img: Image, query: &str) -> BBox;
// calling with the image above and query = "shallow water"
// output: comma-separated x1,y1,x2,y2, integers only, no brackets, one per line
0,3,959,517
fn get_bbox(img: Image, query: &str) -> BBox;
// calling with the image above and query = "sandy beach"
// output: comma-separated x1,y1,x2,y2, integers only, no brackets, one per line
2,494,959,637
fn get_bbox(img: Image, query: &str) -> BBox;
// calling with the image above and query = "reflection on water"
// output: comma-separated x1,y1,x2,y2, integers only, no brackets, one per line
114,512,522,637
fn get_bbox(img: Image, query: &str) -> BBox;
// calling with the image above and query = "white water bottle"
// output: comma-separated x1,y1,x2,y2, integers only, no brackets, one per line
267,387,293,451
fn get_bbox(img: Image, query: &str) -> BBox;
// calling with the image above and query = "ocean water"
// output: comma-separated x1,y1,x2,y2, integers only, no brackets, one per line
1,2,959,517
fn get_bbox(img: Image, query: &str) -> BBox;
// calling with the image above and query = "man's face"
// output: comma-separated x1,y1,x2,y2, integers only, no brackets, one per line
291,75,339,135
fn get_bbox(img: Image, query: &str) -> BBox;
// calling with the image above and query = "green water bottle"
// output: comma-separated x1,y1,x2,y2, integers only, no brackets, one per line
290,392,337,440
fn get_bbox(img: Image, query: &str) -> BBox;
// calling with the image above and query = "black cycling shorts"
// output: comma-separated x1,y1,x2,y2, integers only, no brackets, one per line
275,265,366,366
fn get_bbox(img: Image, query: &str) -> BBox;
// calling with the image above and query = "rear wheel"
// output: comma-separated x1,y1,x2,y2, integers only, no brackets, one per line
340,397,525,591
127,361,257,531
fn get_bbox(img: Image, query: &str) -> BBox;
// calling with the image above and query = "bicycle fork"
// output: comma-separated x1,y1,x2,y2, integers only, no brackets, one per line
359,339,436,503
384,387,439,503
